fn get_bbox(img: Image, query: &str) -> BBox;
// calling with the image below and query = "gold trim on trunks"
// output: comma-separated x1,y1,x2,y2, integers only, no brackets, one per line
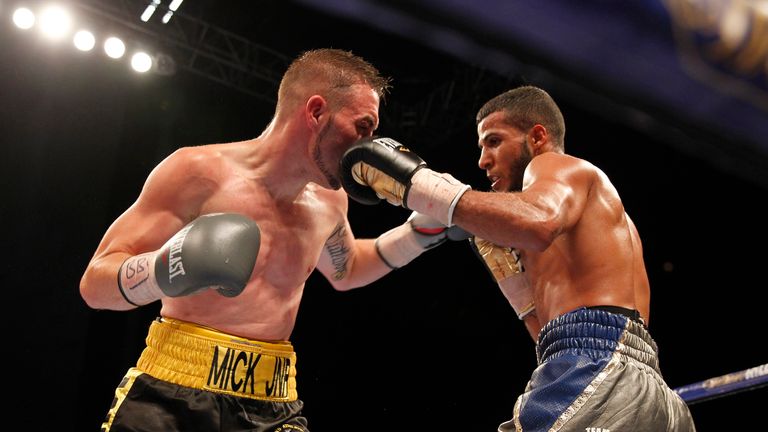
137,317,298,401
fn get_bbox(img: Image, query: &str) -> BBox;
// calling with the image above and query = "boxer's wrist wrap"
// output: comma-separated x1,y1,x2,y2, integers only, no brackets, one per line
406,169,470,227
118,252,165,306
498,278,536,320
472,237,535,320
375,223,428,269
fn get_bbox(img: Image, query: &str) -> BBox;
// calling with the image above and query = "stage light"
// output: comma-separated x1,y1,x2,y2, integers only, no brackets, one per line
39,5,71,39
104,36,125,59
12,7,35,29
73,30,95,51
131,51,152,73
5,2,185,80
162,0,183,24
140,0,160,23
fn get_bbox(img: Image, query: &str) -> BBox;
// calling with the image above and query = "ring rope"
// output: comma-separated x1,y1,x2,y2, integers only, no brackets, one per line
674,362,768,405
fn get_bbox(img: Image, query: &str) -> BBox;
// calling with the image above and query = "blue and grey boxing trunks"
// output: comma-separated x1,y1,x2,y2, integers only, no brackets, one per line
499,307,696,431
101,317,309,432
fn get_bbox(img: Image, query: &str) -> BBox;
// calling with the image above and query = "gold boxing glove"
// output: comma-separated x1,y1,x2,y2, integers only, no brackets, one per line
351,162,406,206
340,137,470,226
470,237,535,320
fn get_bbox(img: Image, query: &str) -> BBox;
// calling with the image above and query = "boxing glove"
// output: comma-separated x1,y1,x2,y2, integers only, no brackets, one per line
340,136,470,226
376,211,471,269
117,213,261,306
469,237,535,319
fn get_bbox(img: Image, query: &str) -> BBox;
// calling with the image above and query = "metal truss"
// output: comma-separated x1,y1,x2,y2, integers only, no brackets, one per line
70,0,291,104
66,1,512,145
380,66,518,148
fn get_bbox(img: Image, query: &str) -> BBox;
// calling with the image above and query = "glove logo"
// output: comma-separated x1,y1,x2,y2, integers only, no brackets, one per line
167,224,194,283
373,137,408,153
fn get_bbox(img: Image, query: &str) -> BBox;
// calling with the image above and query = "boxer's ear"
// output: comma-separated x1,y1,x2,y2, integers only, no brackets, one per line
305,95,327,130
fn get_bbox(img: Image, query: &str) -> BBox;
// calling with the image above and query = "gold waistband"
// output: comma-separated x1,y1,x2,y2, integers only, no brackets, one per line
137,318,298,402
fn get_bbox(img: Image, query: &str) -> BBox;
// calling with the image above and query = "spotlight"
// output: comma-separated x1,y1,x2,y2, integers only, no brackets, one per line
104,36,125,59
73,30,95,51
140,0,160,23
131,51,153,73
39,6,71,39
12,7,35,30
162,0,184,24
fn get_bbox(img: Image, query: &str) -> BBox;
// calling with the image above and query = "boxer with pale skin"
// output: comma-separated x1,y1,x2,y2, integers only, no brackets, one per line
80,48,465,432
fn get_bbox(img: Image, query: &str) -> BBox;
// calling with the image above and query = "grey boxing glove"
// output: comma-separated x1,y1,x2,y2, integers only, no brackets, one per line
118,213,261,306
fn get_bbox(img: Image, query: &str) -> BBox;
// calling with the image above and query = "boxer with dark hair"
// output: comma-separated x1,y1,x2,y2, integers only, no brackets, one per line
80,48,465,432
341,85,696,431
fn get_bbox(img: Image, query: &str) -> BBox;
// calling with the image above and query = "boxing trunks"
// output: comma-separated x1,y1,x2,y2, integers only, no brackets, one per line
499,307,696,432
101,317,308,432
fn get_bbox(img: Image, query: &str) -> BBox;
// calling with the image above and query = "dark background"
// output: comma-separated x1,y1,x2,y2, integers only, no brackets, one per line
2,0,766,430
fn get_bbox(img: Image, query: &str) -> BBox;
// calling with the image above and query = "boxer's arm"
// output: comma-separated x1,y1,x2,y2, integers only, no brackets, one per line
374,212,470,269
341,140,591,251
453,153,591,250
315,219,392,291
316,212,470,291
80,148,215,310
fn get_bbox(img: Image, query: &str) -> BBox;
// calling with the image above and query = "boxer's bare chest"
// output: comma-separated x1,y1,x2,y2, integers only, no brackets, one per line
201,179,340,290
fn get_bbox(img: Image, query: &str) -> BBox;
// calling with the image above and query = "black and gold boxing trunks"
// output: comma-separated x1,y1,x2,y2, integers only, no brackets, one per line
101,317,308,432
499,307,696,432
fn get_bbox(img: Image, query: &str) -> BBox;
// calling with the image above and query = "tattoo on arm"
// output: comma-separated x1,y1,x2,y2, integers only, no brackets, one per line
326,224,350,280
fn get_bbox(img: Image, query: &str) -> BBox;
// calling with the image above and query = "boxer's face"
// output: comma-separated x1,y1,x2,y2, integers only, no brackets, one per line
477,111,532,192
313,85,380,189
